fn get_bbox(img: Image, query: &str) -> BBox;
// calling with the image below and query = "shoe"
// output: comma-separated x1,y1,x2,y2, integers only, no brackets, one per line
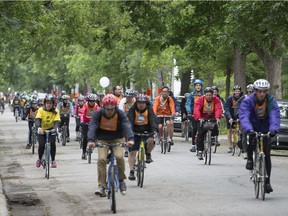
81,153,86,160
124,151,128,158
190,145,196,152
67,137,70,143
198,151,203,160
246,159,253,170
75,137,79,141
211,137,216,146
243,152,248,160
25,144,31,149
128,171,136,181
51,161,57,168
95,186,106,197
216,142,220,147
227,147,233,153
146,153,153,164
170,140,174,145
265,183,273,193
120,181,126,195
36,159,41,168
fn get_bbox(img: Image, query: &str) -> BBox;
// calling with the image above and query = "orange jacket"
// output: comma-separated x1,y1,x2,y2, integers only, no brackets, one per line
153,95,175,116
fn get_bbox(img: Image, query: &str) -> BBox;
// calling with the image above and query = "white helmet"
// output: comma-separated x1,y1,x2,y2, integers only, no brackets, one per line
88,93,97,101
253,79,270,90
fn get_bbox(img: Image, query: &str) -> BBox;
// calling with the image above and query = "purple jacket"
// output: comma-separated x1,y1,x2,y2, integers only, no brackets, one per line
239,93,280,133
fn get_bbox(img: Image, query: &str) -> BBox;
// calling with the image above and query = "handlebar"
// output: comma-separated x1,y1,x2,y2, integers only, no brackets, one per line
156,115,175,118
95,142,126,148
134,132,154,137
247,132,279,145
44,129,57,135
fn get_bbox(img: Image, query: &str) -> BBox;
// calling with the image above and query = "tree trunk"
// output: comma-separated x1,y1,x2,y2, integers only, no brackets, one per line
225,56,233,99
233,46,246,92
181,70,191,95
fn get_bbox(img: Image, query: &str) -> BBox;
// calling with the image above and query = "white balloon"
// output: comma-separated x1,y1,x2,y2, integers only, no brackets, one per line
99,77,110,88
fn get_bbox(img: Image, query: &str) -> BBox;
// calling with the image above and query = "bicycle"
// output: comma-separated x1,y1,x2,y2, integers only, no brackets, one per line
95,142,125,214
231,119,242,156
202,120,218,165
248,132,278,201
134,132,154,188
29,119,37,154
60,114,69,146
40,129,56,179
157,115,173,154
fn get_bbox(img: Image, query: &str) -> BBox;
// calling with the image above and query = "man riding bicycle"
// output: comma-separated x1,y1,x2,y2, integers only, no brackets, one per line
193,87,222,160
35,96,60,168
127,94,157,181
88,94,134,197
239,79,280,194
153,86,176,144
74,95,85,141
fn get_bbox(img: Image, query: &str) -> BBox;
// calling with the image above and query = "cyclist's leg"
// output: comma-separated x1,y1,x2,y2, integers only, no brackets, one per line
113,139,126,181
66,117,70,139
97,140,109,188
49,135,56,161
75,117,80,140
59,118,64,132
26,121,33,148
196,121,205,152
166,119,172,141
37,134,45,160
82,124,89,156
191,117,197,146
246,136,255,170
128,136,140,179
169,118,174,143
264,138,272,180
146,137,154,162
211,123,219,144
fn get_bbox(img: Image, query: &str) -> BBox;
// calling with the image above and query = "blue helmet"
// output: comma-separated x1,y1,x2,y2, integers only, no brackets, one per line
194,79,203,86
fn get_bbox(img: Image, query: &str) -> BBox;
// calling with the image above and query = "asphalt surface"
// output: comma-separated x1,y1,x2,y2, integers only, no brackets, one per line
0,107,288,216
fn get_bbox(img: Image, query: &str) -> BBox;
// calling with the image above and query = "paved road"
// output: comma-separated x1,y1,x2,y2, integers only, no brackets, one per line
0,109,288,216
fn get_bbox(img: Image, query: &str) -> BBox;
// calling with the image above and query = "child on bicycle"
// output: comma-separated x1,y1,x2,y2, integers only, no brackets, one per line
127,94,157,181
87,94,134,197
193,87,222,160
239,79,280,194
35,96,60,168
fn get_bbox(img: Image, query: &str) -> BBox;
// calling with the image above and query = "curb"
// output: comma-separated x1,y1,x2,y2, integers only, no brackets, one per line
0,177,9,216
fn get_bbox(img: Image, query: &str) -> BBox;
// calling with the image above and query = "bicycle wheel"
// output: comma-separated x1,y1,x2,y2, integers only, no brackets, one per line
207,132,212,165
61,125,67,146
163,128,168,154
88,149,92,164
109,166,116,213
185,121,189,141
45,145,50,179
15,110,18,122
139,147,145,188
137,156,141,186
260,153,266,200
254,154,260,199
160,139,164,153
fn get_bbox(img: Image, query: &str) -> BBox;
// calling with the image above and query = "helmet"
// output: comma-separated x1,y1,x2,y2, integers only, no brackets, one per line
44,95,55,104
32,94,37,99
204,87,213,94
26,96,31,101
246,84,254,91
125,89,134,97
194,79,203,86
31,100,38,104
233,85,241,91
135,94,149,103
97,93,105,98
102,94,117,109
211,86,219,92
88,94,97,101
61,90,66,95
78,96,85,101
253,79,270,90
61,95,69,100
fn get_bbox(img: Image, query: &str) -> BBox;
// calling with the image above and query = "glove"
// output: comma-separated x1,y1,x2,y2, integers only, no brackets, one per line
187,113,193,120
247,130,256,137
229,118,233,124
269,131,277,137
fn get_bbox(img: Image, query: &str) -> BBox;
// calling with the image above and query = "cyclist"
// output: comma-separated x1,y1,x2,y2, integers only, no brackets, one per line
127,94,157,180
23,100,39,149
74,95,85,141
181,93,189,137
87,94,134,197
35,96,60,168
113,85,123,105
80,94,100,159
239,79,280,193
56,95,73,143
153,86,176,145
224,85,244,153
119,89,136,157
12,94,21,116
186,79,204,152
168,87,180,145
234,84,254,159
194,87,222,160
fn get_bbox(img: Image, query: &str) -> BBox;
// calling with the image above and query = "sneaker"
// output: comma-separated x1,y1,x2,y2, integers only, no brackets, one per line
35,159,41,168
265,183,273,193
128,171,136,181
51,161,57,168
170,140,174,146
95,186,106,197
67,137,70,143
246,159,253,170
124,151,128,158
227,147,233,153
190,145,196,152
120,181,126,195
242,152,248,160
81,153,87,160
75,137,80,141
25,144,31,149
146,153,153,164
197,151,203,160
216,142,220,147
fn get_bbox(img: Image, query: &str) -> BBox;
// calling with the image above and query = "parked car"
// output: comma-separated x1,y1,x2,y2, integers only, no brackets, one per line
271,100,288,150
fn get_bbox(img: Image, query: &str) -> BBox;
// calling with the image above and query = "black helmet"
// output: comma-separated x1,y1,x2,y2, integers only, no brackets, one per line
44,95,55,104
233,85,241,91
211,86,219,92
204,87,213,94
31,100,38,104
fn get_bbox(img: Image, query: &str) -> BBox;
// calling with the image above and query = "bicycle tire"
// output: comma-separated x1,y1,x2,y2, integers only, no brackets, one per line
207,132,212,165
167,140,171,152
260,154,266,201
137,157,141,186
61,125,67,146
163,128,168,154
140,147,145,188
160,140,164,154
15,110,18,122
185,121,189,141
45,144,50,179
254,153,260,199
88,149,91,164
110,166,116,213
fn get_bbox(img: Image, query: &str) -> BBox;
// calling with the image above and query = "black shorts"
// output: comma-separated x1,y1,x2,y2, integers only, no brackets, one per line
157,116,171,125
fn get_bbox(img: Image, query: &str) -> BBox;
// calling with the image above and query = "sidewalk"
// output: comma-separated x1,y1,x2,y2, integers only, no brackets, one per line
0,177,9,216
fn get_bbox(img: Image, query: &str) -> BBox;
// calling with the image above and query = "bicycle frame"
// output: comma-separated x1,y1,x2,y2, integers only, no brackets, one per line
157,115,173,154
202,119,217,165
42,130,55,179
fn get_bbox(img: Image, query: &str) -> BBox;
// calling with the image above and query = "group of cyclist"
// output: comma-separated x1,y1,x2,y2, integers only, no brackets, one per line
8,76,280,196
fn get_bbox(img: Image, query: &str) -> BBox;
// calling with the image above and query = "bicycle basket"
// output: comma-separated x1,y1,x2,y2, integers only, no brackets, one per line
203,122,216,131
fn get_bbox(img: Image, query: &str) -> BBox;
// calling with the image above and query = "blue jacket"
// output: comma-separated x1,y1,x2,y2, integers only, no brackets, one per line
224,93,243,120
185,90,204,114
239,93,280,133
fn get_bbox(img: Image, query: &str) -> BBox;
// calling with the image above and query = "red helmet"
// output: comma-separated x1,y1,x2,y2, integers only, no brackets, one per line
102,94,117,109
